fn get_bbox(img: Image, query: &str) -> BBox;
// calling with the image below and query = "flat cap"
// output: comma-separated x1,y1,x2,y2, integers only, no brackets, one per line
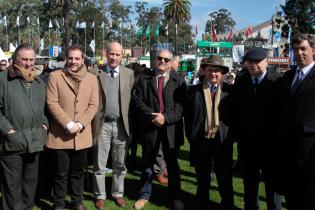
245,48,268,61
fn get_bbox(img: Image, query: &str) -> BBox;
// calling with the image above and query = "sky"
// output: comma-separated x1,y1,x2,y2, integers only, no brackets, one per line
121,0,285,39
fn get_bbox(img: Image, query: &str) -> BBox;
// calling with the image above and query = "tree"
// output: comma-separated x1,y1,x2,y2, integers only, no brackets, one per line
280,0,315,36
163,0,191,52
205,8,236,35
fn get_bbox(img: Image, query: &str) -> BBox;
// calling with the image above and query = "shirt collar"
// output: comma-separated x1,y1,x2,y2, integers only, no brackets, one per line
107,65,119,73
252,71,266,83
298,62,314,75
206,80,218,89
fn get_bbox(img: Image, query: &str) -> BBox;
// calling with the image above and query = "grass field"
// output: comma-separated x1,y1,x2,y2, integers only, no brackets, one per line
34,141,287,210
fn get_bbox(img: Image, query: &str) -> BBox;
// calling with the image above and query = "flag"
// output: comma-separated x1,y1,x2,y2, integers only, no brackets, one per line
165,24,168,36
91,21,95,29
37,17,39,25
9,43,16,53
79,22,86,29
16,16,20,26
195,25,198,36
3,15,7,26
49,19,53,28
40,39,44,50
101,22,104,28
145,24,150,37
175,24,178,35
76,21,80,29
55,19,60,28
245,26,253,37
154,23,159,37
211,25,218,42
109,19,112,28
27,16,30,24
89,39,95,52
275,31,281,43
287,25,292,43
227,28,233,41
136,26,143,36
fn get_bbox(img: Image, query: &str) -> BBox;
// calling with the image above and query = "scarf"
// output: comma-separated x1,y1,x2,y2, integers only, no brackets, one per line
64,64,87,93
10,64,36,82
204,82,221,139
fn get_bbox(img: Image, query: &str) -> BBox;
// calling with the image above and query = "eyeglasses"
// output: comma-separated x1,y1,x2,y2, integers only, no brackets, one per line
157,56,171,63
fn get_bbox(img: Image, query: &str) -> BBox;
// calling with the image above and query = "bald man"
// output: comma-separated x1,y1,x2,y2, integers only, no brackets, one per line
91,42,134,209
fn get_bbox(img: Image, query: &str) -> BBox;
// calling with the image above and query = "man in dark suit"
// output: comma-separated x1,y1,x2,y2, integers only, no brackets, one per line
185,55,234,210
132,49,186,210
275,34,315,210
232,48,281,210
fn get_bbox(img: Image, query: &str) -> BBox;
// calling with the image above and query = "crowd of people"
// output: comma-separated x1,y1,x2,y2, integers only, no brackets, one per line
0,32,314,210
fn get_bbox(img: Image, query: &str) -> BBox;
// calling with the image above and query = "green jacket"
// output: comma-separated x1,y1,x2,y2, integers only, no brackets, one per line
0,70,48,153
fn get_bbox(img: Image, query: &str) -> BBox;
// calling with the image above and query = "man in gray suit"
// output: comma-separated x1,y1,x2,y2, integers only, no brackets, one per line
91,42,134,210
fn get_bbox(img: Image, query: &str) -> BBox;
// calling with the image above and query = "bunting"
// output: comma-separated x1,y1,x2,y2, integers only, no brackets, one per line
145,24,150,37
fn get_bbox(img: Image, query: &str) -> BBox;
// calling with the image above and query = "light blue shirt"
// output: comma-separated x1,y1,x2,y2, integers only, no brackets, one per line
106,66,119,78
251,72,266,84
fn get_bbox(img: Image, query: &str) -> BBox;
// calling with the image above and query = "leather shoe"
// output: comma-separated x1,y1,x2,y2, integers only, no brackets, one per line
134,199,148,210
95,199,105,210
155,175,168,185
172,199,184,210
72,204,87,210
114,197,126,208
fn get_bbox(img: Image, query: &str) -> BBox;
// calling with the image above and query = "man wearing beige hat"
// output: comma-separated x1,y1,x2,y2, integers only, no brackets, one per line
185,55,234,210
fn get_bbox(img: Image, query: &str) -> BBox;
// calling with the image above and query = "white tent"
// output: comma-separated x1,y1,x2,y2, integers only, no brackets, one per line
0,47,9,61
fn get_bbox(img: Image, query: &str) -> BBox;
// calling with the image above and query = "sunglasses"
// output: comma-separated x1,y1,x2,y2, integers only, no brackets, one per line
157,56,171,63
0,64,7,66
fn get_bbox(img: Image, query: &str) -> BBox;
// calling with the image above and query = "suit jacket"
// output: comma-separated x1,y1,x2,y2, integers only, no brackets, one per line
46,68,99,150
278,66,315,133
89,65,134,141
232,71,276,141
185,82,233,143
132,70,186,149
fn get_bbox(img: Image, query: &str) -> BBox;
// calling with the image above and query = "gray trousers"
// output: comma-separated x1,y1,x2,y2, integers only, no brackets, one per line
93,121,129,200
153,142,167,175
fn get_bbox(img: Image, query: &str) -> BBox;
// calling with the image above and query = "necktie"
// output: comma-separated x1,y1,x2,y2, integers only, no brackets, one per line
211,85,217,100
110,69,115,78
253,78,259,93
158,76,165,113
291,69,303,95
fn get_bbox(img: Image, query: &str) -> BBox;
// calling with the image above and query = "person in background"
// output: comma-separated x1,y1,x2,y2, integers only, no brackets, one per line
0,59,8,71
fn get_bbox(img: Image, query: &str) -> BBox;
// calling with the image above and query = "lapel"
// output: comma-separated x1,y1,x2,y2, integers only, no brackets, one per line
146,71,158,98
294,65,315,97
119,66,126,102
61,71,76,93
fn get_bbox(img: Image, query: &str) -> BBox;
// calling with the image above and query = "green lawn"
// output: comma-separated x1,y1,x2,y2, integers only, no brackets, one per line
34,141,287,210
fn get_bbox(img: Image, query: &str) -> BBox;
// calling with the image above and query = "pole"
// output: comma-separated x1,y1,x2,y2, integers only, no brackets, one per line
84,28,86,55
28,22,31,45
5,23,8,50
93,23,96,61
48,29,51,49
18,25,20,45
38,21,40,55
102,25,105,50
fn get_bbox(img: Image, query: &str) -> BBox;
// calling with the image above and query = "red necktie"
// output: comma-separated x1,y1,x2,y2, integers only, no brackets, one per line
158,76,165,113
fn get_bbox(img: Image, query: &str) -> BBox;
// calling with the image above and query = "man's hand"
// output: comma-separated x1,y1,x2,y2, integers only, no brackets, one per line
7,129,16,135
151,113,165,128
69,123,81,134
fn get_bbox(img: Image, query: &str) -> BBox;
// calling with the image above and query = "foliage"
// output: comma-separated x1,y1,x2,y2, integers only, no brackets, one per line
205,8,236,34
280,0,315,36
163,0,191,24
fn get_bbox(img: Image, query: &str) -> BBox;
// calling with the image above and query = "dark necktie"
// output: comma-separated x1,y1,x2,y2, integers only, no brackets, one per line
158,76,165,113
291,69,303,95
253,78,259,93
211,85,217,101
110,69,115,78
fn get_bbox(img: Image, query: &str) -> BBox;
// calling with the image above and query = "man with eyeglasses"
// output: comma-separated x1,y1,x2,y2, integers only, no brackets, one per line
132,49,186,210
0,59,8,71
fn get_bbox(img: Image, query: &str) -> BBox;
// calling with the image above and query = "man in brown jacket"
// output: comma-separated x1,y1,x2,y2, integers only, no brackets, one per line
46,45,99,210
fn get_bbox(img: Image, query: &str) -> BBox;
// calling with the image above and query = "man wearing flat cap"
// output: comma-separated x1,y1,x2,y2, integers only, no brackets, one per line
232,48,281,210
185,55,235,210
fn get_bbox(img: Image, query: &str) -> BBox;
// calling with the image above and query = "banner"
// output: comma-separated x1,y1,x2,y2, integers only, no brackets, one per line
232,45,245,63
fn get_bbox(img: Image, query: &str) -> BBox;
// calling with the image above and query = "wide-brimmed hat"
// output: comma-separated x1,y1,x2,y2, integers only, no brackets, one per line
200,55,229,74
